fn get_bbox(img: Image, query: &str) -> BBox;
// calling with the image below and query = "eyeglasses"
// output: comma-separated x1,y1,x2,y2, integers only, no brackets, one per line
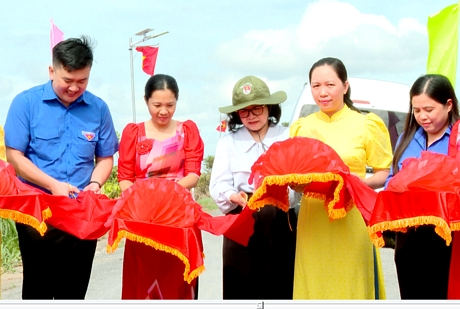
237,105,265,118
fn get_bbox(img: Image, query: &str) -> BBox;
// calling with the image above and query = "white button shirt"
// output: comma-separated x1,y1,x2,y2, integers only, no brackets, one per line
210,124,299,214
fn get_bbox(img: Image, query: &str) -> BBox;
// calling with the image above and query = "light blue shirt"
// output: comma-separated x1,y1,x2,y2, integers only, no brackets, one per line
384,125,451,188
5,80,119,191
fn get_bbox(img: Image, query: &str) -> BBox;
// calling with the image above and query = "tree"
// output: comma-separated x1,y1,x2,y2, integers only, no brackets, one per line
203,155,214,173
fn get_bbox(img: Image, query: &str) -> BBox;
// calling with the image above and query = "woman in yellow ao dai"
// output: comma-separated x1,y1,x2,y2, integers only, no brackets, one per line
290,58,392,299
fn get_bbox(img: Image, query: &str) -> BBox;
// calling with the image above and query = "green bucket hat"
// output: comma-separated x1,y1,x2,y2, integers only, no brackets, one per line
219,75,287,114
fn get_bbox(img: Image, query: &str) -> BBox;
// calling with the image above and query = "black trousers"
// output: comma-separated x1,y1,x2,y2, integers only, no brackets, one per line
222,206,297,300
395,225,452,299
16,223,97,299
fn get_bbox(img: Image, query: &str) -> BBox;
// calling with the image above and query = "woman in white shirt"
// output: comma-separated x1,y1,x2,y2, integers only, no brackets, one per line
210,75,298,300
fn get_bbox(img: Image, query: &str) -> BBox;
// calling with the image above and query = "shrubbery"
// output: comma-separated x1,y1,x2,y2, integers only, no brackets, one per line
194,155,214,201
102,165,121,199
1,219,21,274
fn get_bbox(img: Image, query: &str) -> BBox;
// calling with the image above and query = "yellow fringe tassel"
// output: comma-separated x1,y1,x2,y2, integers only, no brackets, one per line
304,191,327,201
450,222,460,231
248,176,290,212
368,216,452,247
106,230,205,284
42,207,52,220
248,173,347,221
369,234,385,248
0,209,49,236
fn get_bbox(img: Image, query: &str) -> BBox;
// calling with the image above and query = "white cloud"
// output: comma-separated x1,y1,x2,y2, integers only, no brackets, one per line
2,0,440,158
397,17,427,36
198,0,434,156
212,0,428,82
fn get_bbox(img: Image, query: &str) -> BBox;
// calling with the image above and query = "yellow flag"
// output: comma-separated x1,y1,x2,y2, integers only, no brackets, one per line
0,126,5,162
427,3,459,87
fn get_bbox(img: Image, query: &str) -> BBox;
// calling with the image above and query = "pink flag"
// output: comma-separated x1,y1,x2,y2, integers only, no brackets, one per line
50,18,64,53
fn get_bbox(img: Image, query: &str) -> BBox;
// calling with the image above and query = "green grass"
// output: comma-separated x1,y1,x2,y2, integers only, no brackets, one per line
1,219,21,274
197,197,218,213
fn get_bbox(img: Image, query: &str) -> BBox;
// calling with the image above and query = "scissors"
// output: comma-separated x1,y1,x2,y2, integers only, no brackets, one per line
68,183,77,199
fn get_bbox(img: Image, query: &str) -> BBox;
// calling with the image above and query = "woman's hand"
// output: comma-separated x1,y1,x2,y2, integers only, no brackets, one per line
289,183,307,194
229,191,248,207
83,182,101,194
362,169,390,190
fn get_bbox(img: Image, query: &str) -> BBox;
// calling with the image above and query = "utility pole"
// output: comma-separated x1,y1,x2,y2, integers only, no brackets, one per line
129,28,168,123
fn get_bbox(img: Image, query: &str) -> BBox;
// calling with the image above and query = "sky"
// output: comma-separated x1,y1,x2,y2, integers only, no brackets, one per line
0,0,457,157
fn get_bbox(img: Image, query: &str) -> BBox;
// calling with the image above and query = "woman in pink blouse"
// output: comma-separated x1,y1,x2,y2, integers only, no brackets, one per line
117,74,204,299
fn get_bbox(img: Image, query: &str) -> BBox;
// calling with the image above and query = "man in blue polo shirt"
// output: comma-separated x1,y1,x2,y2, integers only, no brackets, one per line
4,36,119,299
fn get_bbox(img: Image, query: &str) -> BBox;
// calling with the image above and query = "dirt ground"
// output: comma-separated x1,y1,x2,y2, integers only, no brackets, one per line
1,265,22,297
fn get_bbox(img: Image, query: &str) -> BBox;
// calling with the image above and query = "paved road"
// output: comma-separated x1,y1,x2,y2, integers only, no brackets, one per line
1,215,400,300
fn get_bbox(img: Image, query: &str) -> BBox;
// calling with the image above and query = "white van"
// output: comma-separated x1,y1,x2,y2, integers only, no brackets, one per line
289,77,411,154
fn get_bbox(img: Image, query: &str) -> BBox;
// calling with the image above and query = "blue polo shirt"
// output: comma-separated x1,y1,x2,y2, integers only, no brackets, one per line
4,80,119,191
384,125,451,188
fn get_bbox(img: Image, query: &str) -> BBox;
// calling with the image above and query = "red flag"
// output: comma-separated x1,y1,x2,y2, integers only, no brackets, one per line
50,18,64,53
136,46,159,75
216,119,227,132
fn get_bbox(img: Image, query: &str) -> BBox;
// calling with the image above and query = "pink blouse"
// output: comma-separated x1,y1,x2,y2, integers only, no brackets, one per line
118,120,204,183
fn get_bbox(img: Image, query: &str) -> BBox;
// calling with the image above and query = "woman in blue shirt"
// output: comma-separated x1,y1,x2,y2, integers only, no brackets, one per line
385,74,460,299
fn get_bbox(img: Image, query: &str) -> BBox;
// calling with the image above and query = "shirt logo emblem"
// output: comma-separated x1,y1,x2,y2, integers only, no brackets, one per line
241,83,252,95
82,131,96,141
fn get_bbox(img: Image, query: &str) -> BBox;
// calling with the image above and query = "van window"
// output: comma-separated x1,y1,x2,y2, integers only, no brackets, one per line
296,104,408,152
